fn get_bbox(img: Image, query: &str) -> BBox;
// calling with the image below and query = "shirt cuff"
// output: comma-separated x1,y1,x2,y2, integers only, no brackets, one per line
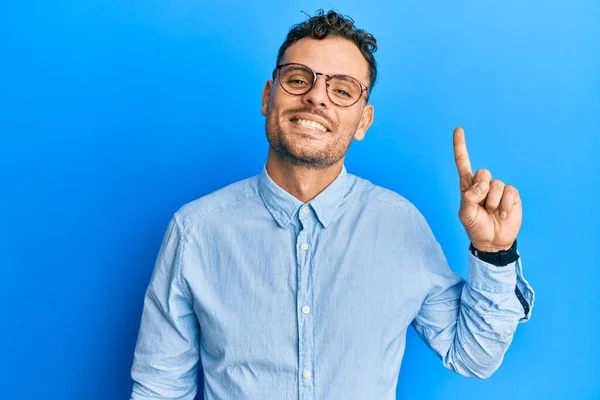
467,250,535,322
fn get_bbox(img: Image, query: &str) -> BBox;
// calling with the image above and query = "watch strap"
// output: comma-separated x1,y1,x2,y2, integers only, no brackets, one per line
469,239,520,267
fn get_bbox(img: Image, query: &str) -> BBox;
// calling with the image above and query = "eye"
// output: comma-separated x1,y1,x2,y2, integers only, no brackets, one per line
284,74,312,89
333,89,351,98
288,78,308,85
329,76,360,101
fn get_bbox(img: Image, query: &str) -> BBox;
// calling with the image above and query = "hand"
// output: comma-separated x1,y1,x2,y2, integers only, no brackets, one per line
453,127,522,252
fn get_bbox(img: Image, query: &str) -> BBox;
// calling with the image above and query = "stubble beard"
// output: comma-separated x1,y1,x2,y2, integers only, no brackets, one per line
265,111,356,170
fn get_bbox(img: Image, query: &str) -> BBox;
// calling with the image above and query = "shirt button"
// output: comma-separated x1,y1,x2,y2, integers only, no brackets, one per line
303,370,312,379
302,206,310,215
302,305,310,314
301,243,309,251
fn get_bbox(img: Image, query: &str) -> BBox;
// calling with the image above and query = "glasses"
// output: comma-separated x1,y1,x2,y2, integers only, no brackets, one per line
273,63,369,107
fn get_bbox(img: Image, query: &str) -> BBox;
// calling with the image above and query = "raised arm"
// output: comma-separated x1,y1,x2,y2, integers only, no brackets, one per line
410,127,534,378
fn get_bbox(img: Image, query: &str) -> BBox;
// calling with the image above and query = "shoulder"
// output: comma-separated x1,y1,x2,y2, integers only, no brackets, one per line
350,174,416,216
173,174,261,232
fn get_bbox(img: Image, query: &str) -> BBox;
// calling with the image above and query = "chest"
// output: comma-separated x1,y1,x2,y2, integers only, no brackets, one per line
186,215,428,359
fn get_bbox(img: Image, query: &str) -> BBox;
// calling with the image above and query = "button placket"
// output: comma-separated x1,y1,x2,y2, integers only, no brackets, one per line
296,206,316,399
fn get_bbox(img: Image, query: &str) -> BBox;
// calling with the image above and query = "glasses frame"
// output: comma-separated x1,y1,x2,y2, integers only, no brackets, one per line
272,63,370,107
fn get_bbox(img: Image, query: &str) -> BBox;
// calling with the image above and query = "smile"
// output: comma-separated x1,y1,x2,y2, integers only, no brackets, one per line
290,118,328,133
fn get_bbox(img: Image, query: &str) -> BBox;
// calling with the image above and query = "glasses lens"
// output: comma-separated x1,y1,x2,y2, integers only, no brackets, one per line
328,76,362,106
279,65,314,94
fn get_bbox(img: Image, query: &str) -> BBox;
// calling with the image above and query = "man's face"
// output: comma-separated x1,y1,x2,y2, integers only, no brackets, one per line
261,36,374,169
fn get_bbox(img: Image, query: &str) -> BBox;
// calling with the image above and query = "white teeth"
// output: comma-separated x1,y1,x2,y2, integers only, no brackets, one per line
295,118,327,132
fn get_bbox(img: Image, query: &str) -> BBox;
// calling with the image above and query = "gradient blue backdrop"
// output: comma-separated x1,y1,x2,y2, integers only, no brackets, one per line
1,1,598,399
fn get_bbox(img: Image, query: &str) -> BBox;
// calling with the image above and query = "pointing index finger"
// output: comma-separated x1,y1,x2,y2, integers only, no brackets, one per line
453,127,473,181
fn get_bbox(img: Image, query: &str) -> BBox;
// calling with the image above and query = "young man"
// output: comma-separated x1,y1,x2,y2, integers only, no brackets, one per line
130,10,534,400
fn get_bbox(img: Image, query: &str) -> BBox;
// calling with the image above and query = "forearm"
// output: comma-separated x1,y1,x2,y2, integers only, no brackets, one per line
440,253,534,378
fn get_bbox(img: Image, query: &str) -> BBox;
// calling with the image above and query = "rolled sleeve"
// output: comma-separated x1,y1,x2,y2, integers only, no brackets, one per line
467,251,535,322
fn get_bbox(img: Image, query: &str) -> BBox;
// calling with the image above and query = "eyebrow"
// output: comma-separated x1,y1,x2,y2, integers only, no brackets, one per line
285,62,364,81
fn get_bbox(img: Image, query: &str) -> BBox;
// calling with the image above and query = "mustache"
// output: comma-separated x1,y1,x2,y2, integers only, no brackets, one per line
284,107,336,129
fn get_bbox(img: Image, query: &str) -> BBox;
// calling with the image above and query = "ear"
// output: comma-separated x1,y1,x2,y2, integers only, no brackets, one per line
261,80,273,116
353,103,374,141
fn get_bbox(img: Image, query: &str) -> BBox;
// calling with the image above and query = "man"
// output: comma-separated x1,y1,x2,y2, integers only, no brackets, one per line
130,10,534,400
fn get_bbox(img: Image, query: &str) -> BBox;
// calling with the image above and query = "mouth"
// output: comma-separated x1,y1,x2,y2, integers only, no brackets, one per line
289,117,329,133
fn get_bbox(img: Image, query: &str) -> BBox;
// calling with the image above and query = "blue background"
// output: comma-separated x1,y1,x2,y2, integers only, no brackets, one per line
1,1,598,399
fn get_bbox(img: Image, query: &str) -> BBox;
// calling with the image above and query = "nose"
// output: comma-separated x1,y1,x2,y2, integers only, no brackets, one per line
301,74,331,108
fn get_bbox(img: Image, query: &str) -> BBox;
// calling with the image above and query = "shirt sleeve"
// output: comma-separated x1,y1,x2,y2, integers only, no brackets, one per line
410,205,535,379
130,213,201,399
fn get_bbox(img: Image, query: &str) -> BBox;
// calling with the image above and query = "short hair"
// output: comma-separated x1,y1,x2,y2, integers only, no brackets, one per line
276,9,378,92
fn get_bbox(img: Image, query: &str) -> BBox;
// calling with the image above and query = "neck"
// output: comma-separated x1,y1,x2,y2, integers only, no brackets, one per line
265,148,344,203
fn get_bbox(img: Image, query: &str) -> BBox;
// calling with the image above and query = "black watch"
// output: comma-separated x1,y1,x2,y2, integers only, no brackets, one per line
469,239,520,267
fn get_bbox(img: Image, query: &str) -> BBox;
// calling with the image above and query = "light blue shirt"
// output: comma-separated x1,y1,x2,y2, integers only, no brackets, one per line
130,165,534,400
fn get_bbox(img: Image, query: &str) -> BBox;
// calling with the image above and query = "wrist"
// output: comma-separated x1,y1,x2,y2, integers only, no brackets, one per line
469,239,519,267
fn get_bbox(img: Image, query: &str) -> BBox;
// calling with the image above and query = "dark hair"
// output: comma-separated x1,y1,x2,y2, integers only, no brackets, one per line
276,9,378,92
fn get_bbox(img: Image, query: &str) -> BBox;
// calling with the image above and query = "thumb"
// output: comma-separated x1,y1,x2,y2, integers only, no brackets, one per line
460,181,489,219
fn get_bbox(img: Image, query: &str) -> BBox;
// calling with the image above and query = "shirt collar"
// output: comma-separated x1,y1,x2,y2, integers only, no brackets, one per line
258,164,351,229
